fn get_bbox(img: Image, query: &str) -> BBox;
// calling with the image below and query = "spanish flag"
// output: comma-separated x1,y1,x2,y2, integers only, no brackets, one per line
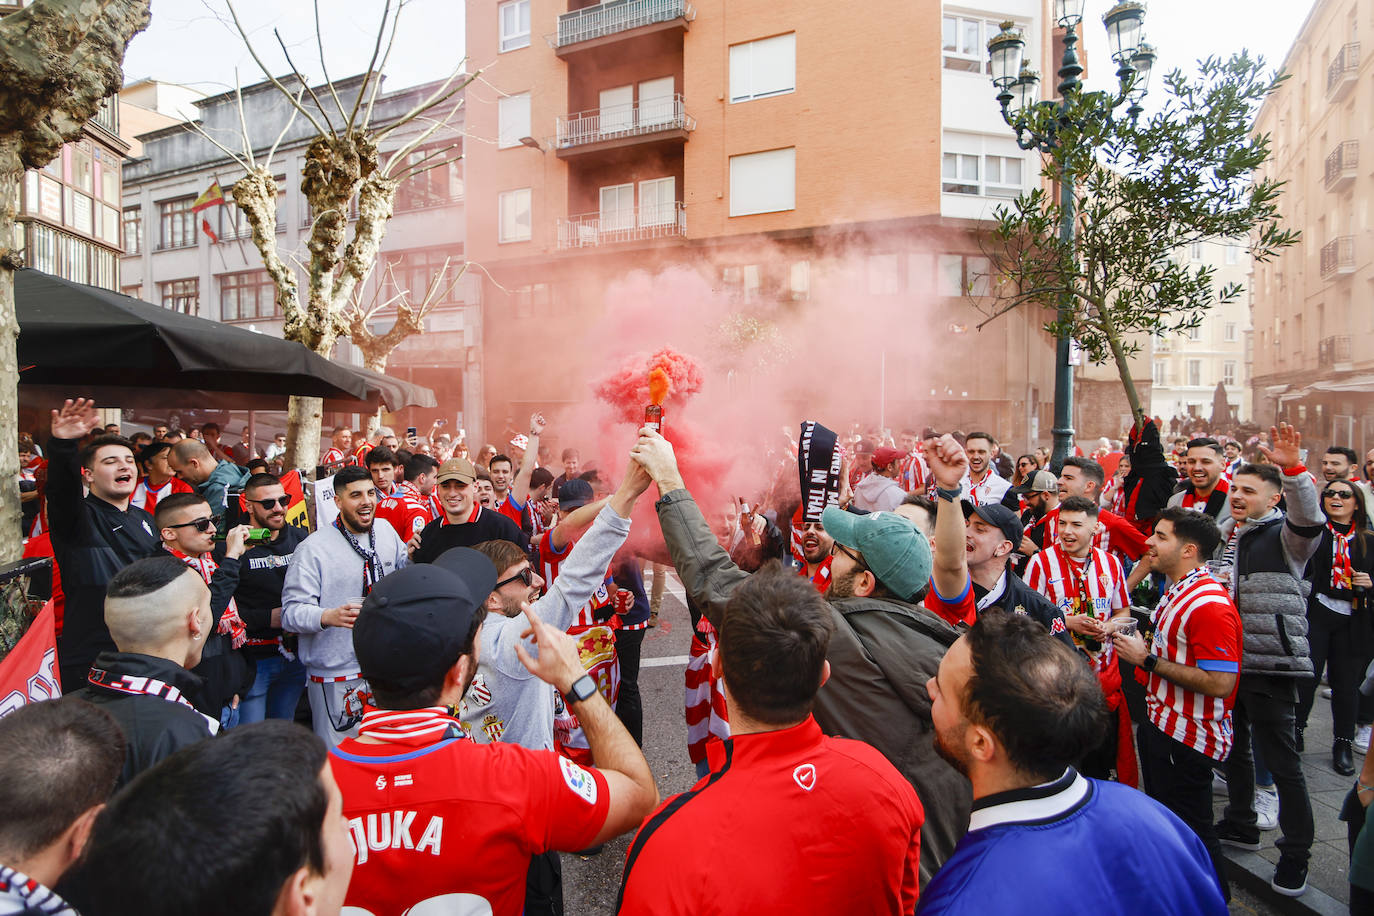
191,181,225,213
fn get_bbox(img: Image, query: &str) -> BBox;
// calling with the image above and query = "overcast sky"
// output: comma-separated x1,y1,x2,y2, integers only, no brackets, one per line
122,1,1315,116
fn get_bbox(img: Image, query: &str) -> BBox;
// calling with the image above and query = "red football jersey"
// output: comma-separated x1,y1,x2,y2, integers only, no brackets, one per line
375,494,432,541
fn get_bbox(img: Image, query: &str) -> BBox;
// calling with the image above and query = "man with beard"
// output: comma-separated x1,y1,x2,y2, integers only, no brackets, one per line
919,612,1227,915
410,458,529,563
1167,438,1231,522
47,399,161,691
790,508,835,593
960,432,1010,507
1011,469,1059,571
320,426,353,467
1224,439,1244,481
327,556,658,916
167,438,249,516
1057,457,1148,561
1323,446,1359,485
634,428,968,885
234,473,309,724
283,466,408,745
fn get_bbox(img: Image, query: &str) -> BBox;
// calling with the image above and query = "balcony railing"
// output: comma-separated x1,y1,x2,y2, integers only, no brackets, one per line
557,202,686,249
1321,236,1356,278
552,0,693,49
1328,43,1360,99
1318,335,1353,368
555,95,695,150
1325,140,1359,190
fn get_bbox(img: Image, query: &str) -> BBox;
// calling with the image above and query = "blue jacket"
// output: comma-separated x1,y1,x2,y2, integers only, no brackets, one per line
918,770,1226,916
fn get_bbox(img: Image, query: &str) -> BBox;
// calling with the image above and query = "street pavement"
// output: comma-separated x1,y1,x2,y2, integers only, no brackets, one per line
557,571,1357,915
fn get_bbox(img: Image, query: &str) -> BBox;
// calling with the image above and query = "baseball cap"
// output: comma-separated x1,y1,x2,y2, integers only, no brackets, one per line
821,507,932,601
435,456,476,485
962,502,1024,546
558,477,594,510
872,446,905,470
1011,469,1057,495
353,548,497,692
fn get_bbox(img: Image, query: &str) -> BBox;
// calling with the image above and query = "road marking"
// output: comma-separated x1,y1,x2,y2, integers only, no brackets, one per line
640,655,690,668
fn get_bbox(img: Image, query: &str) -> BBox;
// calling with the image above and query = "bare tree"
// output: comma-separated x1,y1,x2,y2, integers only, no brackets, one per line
0,0,150,563
198,0,473,468
344,257,466,438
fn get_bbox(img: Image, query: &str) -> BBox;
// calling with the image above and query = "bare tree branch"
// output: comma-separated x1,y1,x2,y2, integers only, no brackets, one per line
224,0,331,137
272,27,335,135
313,0,350,126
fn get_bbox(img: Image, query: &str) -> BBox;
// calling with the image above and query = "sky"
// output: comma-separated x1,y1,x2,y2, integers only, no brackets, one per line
123,0,1318,106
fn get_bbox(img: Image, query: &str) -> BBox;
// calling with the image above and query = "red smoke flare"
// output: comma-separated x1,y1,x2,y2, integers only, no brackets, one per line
594,347,704,422
648,368,670,406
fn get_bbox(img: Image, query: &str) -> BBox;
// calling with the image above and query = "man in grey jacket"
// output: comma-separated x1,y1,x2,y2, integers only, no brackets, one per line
630,428,969,886
282,466,408,745
1213,423,1323,898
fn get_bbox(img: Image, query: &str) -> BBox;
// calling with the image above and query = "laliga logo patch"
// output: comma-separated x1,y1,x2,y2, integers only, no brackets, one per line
793,763,817,792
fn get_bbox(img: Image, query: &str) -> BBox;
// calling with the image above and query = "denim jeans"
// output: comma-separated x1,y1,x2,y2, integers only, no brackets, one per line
1223,674,1315,863
238,654,307,725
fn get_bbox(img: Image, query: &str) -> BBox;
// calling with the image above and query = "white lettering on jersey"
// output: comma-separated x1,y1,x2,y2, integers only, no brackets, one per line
559,756,598,805
416,815,443,855
347,812,443,864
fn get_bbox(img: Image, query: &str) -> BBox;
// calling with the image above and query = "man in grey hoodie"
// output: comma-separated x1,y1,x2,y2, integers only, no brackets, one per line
852,446,906,513
1212,423,1323,898
282,466,408,745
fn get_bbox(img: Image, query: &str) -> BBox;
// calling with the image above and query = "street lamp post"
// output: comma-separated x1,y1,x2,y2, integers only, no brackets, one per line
987,0,1156,469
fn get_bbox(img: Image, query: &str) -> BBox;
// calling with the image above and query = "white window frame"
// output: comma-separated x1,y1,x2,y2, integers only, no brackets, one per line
729,33,797,103
943,132,1028,199
599,85,634,134
942,17,1026,75
498,93,531,149
729,148,796,217
1186,359,1202,387
1152,359,1167,386
498,188,531,243
1224,321,1238,342
942,152,979,195
499,0,530,52
637,77,675,128
599,183,635,231
638,177,676,227
1223,360,1237,386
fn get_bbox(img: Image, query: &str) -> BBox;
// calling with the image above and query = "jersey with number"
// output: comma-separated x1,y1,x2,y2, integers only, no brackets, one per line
1144,567,1242,760
330,709,610,916
1024,545,1128,673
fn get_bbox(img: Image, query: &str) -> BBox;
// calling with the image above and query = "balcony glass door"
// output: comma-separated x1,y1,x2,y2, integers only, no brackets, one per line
600,85,634,136
637,77,675,128
600,183,635,233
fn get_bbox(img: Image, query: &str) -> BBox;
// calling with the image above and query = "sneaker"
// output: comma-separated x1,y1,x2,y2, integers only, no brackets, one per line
1215,820,1261,851
1254,786,1279,831
1271,855,1308,897
1323,687,1334,699
1211,770,1228,797
1357,725,1372,753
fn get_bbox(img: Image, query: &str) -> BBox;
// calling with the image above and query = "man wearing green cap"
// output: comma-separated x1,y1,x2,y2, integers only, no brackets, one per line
631,429,971,885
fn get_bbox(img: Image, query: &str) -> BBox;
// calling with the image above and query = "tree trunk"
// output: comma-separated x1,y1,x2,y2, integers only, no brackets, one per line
285,395,323,472
0,149,25,563
1097,305,1146,428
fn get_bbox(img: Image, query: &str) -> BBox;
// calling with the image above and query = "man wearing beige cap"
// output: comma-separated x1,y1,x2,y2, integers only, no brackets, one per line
411,454,530,564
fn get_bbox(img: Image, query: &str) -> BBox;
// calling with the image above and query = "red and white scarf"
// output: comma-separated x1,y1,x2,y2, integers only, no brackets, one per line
1330,522,1356,591
168,548,247,648
355,706,468,746
1181,478,1228,511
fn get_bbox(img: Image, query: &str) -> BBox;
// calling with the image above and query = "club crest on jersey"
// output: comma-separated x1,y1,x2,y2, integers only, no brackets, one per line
481,714,504,743
793,763,817,792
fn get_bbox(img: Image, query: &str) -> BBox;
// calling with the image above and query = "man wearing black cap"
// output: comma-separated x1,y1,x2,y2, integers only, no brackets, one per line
328,553,659,916
411,456,529,563
960,499,1072,647
1012,469,1060,563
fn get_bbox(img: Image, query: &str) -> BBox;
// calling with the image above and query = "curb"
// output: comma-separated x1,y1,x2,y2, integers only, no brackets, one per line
1224,848,1347,915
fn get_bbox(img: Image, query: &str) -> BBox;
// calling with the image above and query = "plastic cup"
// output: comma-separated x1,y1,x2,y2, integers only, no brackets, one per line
1110,617,1138,639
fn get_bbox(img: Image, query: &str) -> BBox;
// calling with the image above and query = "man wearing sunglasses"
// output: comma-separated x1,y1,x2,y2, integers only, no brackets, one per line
154,493,255,729
234,473,308,724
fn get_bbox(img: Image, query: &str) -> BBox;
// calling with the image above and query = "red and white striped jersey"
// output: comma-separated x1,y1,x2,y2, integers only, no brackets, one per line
533,531,613,629
685,618,730,766
962,469,1011,506
1024,544,1128,672
898,452,927,493
1144,566,1242,761
130,476,192,514
321,447,346,467
1037,506,1147,562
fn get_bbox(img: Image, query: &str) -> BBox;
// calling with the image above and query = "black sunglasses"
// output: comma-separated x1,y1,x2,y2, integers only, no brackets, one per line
165,515,222,533
250,495,292,509
831,542,869,571
1323,489,1356,499
495,566,536,590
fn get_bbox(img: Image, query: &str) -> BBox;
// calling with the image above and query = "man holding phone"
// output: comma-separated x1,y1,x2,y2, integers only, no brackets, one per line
234,473,308,724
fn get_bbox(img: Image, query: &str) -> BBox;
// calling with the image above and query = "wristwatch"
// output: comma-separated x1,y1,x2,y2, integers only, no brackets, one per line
567,674,598,704
936,485,963,502
1141,653,1158,673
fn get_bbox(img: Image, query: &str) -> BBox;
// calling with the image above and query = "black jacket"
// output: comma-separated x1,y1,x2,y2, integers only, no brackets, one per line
412,508,530,564
233,525,307,660
976,570,1077,648
73,651,215,788
46,437,161,690
189,550,253,714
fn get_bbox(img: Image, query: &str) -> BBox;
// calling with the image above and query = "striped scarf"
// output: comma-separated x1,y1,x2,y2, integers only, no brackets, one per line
168,547,247,648
355,706,468,746
1330,522,1355,591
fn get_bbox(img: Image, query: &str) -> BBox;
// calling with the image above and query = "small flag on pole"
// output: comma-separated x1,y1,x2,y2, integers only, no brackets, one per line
191,181,225,213
201,218,219,243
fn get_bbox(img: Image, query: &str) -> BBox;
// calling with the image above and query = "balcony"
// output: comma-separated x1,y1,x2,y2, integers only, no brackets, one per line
551,0,694,54
1326,140,1359,190
555,95,694,158
1318,335,1354,370
557,202,686,249
1321,236,1356,278
1328,43,1360,100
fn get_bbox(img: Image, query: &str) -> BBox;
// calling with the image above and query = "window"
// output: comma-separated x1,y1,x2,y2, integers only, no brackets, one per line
936,254,990,296
1152,359,1166,386
122,207,142,255
121,284,142,300
498,188,531,242
983,155,1024,198
1186,324,1201,341
1186,359,1202,387
1190,241,1205,261
157,196,196,250
1225,243,1241,265
395,144,463,211
383,248,467,309
599,183,635,231
942,17,1018,74
1223,361,1237,386
1224,321,1238,342
943,143,1024,197
220,271,278,322
729,148,795,216
729,33,796,102
498,94,531,149
499,0,529,52
638,77,675,127
867,254,900,295
638,177,676,227
789,261,810,300
942,153,979,195
599,85,634,133
160,278,199,315
217,202,252,241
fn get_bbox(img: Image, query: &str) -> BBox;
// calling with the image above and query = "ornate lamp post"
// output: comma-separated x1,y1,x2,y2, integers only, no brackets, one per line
987,1,1156,468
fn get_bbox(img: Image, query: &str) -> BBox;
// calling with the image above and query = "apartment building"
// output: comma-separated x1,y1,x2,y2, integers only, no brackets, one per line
465,0,1061,450
120,75,480,434
1251,0,1374,455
